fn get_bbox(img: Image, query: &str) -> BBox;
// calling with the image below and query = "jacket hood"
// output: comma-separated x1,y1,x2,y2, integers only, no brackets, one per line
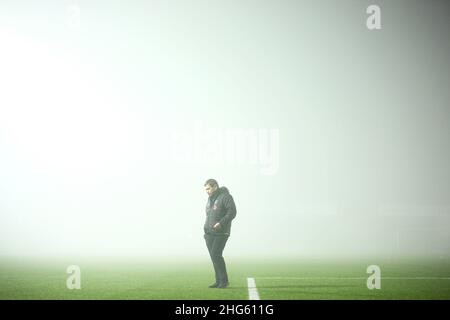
209,186,230,200
218,186,230,195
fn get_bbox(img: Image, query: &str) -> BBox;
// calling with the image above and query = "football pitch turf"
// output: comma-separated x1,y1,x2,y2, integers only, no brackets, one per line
1,256,449,300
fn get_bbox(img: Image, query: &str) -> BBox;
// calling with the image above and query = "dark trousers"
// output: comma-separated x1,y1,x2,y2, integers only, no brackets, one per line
204,233,229,284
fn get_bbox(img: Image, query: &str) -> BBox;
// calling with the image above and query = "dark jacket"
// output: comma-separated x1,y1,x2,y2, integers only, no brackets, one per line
204,186,237,235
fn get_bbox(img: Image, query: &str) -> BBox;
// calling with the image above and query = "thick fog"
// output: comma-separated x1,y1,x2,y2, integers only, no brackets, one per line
1,0,449,258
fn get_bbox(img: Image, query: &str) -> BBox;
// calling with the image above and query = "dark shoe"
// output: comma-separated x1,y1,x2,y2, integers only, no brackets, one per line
208,282,219,288
217,281,229,288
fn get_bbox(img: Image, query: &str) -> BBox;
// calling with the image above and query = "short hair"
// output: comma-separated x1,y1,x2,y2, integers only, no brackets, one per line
204,179,218,188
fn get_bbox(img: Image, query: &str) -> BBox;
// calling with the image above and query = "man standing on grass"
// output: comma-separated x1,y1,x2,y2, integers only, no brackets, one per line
203,179,237,289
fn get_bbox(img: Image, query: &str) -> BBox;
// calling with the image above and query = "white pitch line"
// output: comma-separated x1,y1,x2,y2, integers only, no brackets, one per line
259,277,450,280
247,277,260,300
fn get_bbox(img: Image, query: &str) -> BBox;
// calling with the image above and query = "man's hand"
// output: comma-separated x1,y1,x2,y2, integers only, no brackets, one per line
213,223,221,230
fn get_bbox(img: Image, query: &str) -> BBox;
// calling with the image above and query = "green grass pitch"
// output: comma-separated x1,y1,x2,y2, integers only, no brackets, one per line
1,256,449,299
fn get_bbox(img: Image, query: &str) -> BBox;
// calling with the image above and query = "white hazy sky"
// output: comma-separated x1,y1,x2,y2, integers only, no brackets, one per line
1,0,449,258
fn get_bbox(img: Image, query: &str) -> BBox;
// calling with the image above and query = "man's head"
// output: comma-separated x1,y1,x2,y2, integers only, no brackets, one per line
204,179,219,196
